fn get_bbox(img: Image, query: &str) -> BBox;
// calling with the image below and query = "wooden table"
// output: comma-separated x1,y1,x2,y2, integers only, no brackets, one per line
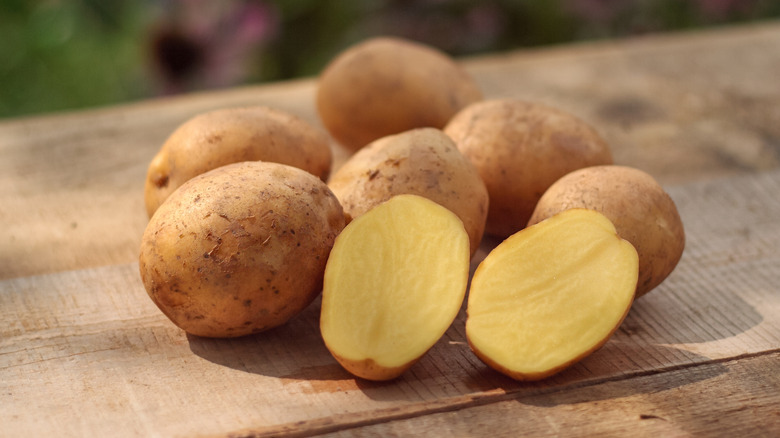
2,22,779,437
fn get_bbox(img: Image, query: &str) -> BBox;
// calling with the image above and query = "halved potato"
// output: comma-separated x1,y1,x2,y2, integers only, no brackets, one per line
466,208,638,380
320,194,470,381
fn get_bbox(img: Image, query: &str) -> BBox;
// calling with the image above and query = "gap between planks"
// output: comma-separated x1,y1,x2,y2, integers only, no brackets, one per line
215,349,780,438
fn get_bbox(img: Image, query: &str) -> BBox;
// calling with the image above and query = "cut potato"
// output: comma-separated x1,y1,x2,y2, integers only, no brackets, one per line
320,194,470,381
466,208,638,381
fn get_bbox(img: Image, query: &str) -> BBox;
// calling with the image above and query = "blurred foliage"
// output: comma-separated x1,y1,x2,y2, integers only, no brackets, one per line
1,0,778,119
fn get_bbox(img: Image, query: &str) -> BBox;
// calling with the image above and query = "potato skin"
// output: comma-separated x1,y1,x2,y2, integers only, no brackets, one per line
444,99,613,237
144,106,333,217
139,161,345,338
528,165,685,297
327,128,489,257
316,37,483,151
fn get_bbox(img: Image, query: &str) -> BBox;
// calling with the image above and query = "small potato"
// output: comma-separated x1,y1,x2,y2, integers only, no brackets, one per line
316,37,483,151
528,165,685,297
139,161,345,338
444,99,613,237
327,128,489,257
144,106,332,217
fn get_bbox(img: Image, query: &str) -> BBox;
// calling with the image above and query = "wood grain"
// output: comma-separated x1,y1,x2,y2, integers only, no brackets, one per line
312,352,780,438
2,167,779,437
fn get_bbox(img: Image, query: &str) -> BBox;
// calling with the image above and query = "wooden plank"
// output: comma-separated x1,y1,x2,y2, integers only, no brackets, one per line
2,23,780,280
306,352,780,438
465,21,780,185
2,168,779,437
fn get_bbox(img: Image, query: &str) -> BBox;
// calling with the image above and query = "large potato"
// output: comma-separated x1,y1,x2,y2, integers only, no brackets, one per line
139,161,345,338
528,165,685,298
444,99,613,237
144,106,332,217
316,37,483,151
327,128,489,258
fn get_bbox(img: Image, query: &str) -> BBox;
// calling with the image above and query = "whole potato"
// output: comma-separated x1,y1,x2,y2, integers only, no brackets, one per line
316,37,483,151
139,161,345,338
528,165,685,298
144,106,332,217
444,99,613,237
327,127,488,257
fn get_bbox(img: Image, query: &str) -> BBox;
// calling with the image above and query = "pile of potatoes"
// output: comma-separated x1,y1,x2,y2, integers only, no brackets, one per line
138,36,685,380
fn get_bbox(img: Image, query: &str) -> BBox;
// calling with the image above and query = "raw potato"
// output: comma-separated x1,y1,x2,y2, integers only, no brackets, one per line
316,37,483,151
144,106,333,217
321,195,470,381
327,128,488,257
444,99,613,237
528,165,685,297
139,161,345,338
467,208,639,381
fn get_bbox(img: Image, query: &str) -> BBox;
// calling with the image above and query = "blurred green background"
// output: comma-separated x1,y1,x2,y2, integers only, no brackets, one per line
2,0,778,119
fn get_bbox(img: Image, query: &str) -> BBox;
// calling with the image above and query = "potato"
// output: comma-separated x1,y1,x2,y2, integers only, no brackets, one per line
444,99,613,237
467,209,638,381
316,37,483,151
144,106,332,217
327,127,488,257
321,195,470,381
528,165,685,297
138,161,345,338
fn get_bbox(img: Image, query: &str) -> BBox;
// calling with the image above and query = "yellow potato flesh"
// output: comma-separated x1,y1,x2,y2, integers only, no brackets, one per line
321,195,470,380
466,208,638,380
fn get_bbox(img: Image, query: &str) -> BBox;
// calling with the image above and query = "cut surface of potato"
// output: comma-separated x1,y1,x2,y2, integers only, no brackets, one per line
320,194,470,381
466,208,638,381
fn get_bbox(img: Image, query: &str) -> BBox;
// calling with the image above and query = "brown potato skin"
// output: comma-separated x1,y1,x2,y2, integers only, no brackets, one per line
528,165,685,297
330,354,416,382
139,161,345,338
327,128,489,257
144,106,333,217
316,37,483,151
444,99,613,238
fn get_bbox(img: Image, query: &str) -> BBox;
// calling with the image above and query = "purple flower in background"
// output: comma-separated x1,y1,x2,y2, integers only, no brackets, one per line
695,0,761,19
149,0,278,94
564,0,626,24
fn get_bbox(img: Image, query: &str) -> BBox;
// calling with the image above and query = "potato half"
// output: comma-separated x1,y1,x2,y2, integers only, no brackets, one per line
444,99,613,237
327,127,488,257
139,161,345,338
321,195,470,381
467,208,638,381
528,165,685,297
316,37,483,151
144,106,332,217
